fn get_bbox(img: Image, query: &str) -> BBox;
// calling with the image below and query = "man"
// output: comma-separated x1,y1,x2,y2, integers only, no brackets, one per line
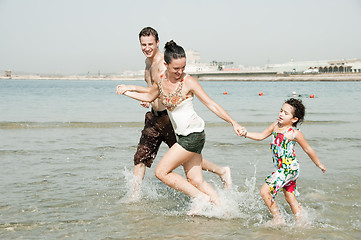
129,27,232,198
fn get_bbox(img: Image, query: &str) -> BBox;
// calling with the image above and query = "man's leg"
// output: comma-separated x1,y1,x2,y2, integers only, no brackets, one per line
133,163,146,179
201,158,232,190
130,163,146,199
130,112,162,199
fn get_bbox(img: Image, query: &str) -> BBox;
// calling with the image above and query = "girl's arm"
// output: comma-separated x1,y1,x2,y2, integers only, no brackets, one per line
188,76,245,136
294,130,326,173
116,83,160,103
244,122,275,141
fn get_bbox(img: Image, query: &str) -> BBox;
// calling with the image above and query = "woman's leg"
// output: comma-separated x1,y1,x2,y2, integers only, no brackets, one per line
183,154,220,204
201,158,232,190
154,143,210,201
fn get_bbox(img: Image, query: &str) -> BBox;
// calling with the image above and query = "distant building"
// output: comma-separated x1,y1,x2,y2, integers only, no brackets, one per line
121,70,144,76
186,50,201,65
237,64,263,72
5,70,12,78
265,58,361,74
185,50,361,75
123,48,361,76
185,50,218,73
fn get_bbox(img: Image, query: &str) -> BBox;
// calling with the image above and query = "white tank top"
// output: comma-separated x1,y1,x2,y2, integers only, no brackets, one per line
167,97,205,136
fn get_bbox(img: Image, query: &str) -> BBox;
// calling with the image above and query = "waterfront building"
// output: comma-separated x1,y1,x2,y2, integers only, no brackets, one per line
185,50,218,73
265,58,361,74
5,70,12,78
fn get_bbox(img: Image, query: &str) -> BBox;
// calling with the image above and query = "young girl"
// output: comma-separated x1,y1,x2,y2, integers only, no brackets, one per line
243,98,326,225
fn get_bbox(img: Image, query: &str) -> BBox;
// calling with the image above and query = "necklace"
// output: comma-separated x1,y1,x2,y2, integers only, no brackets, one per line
162,72,182,96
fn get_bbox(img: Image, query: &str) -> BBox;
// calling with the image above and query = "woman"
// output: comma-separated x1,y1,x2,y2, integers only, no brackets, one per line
117,40,245,206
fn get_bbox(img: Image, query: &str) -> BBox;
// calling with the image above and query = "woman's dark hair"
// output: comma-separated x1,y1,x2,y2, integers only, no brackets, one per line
139,27,159,41
285,98,305,126
164,40,186,64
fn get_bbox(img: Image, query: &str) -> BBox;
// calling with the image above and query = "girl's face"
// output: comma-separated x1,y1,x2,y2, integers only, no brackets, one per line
278,103,298,126
165,57,186,80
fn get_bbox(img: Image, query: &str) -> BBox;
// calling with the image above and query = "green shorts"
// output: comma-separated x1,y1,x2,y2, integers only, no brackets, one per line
177,131,205,154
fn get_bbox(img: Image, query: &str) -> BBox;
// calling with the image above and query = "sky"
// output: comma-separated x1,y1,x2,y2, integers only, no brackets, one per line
0,0,360,75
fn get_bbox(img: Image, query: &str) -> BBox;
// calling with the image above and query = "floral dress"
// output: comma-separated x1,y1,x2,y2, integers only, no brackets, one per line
265,127,300,199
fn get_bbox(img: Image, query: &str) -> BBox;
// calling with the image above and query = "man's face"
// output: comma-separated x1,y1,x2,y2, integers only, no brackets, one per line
139,35,159,58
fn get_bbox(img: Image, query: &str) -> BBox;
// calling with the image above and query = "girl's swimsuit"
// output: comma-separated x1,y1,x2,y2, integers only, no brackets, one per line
266,126,300,199
158,72,205,153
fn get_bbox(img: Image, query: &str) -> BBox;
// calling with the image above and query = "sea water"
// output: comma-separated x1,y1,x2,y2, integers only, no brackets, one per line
0,79,360,239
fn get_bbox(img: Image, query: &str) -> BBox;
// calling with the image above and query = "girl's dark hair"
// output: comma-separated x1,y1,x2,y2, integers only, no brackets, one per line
285,98,305,126
139,27,159,41
164,40,186,64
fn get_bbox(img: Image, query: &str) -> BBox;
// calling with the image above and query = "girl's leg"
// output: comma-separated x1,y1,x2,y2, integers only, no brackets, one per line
183,154,220,204
154,143,210,201
284,191,301,220
260,183,285,224
201,158,232,190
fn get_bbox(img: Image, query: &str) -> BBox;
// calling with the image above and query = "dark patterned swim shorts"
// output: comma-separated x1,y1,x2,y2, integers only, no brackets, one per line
133,110,177,168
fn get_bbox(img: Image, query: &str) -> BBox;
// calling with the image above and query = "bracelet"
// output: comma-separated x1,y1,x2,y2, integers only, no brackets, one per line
244,131,248,138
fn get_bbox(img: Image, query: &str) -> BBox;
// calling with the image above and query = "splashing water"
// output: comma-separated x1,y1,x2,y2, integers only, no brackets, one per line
120,167,142,202
120,167,168,203
119,162,325,230
183,164,266,222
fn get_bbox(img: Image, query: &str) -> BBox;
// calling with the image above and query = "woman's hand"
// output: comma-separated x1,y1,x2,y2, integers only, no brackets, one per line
140,102,150,108
318,163,327,173
232,122,246,137
116,84,129,95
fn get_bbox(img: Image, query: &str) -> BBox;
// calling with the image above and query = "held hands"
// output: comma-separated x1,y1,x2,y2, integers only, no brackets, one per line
234,123,247,137
232,122,247,137
116,84,129,95
238,127,247,137
140,102,150,108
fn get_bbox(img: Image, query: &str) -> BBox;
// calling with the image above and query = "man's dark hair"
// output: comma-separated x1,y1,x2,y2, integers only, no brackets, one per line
139,27,159,41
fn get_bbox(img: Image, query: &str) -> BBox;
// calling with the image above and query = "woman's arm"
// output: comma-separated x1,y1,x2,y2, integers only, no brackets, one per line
116,83,160,103
295,130,326,172
244,122,275,141
123,85,152,93
188,76,245,136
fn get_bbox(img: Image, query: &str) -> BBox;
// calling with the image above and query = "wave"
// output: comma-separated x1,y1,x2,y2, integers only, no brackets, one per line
0,120,348,129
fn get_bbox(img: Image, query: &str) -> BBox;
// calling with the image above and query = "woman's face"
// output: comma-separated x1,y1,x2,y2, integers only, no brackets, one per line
166,57,186,80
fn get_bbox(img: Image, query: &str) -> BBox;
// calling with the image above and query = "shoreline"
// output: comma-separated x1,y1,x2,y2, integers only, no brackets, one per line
1,73,360,81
